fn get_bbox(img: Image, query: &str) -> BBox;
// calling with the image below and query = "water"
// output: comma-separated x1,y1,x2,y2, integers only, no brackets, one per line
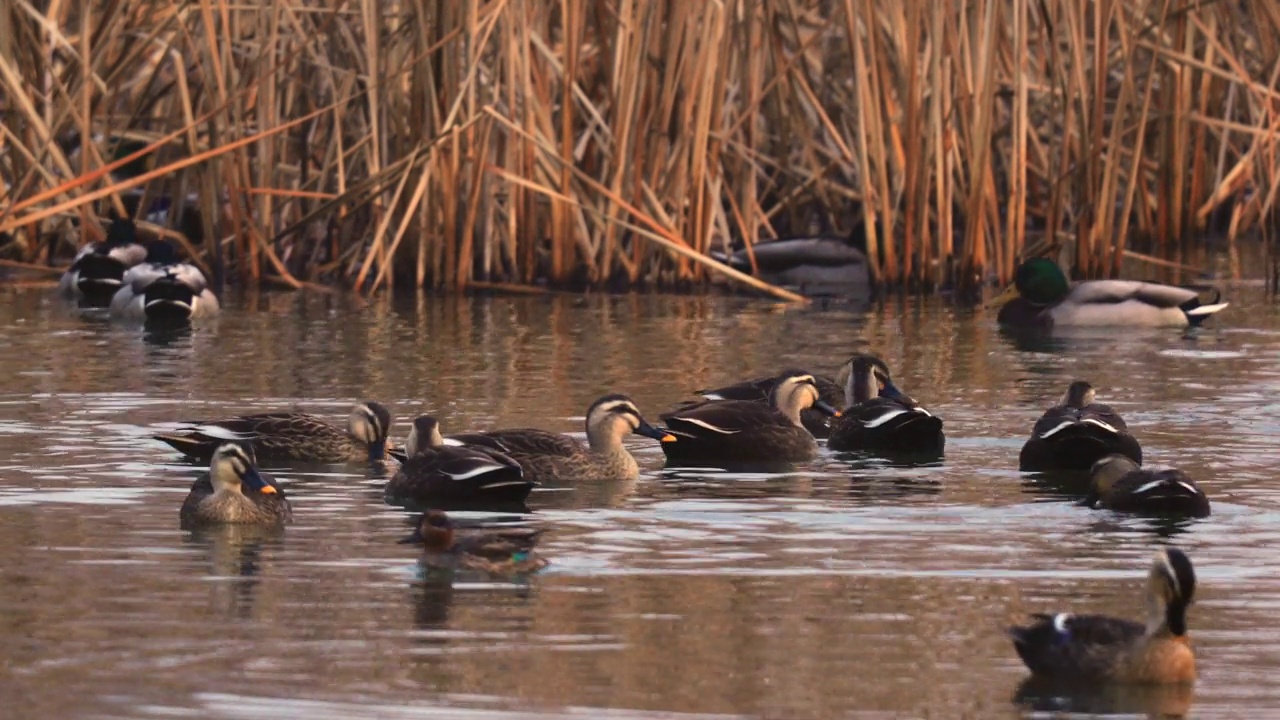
0,285,1278,719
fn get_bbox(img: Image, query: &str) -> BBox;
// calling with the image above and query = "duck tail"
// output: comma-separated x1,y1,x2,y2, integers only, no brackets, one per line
153,431,215,460
143,274,198,321
1180,287,1229,326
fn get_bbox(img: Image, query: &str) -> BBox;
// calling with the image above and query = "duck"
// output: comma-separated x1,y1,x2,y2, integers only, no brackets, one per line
688,370,845,438
109,240,220,322
658,369,840,464
179,443,293,527
385,416,532,504
155,400,392,464
58,218,149,306
1008,548,1197,684
990,257,1228,328
713,221,872,296
439,394,671,484
826,354,945,455
1086,454,1210,518
397,510,548,576
1019,381,1143,472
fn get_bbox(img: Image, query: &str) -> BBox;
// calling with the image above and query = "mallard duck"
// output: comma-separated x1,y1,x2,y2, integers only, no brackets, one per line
658,369,840,464
58,218,148,306
155,401,392,464
827,353,945,455
990,257,1228,328
385,416,532,504
713,222,872,295
398,510,548,576
442,395,671,484
179,443,293,527
1009,548,1197,684
1086,454,1210,518
109,240,219,322
1020,381,1142,472
688,371,844,438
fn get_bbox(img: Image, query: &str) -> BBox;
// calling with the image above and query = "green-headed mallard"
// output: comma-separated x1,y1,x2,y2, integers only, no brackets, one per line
658,369,840,464
827,353,945,455
59,218,149,306
1009,548,1197,684
689,370,844,438
445,394,671,484
109,240,220,322
1086,454,1210,518
179,443,292,527
1020,381,1142,472
385,416,532,504
398,510,548,576
155,401,392,464
990,258,1228,328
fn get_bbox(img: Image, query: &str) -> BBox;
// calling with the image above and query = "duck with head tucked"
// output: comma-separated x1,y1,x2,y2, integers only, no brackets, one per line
827,353,944,455
180,443,292,527
398,510,548,576
1009,548,1198,684
59,218,149,306
155,401,392,465
445,394,671,484
385,416,532,505
658,369,840,464
990,257,1228,328
1020,381,1142,472
109,240,220,323
1086,454,1210,518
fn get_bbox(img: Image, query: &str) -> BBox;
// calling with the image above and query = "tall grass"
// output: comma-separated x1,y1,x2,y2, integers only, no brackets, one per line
0,0,1277,300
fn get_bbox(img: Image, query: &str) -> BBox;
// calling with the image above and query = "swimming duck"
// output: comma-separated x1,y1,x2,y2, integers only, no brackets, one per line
689,371,845,438
155,401,392,464
827,354,945,455
398,510,548,576
385,416,532,504
658,370,840,464
714,222,872,295
990,257,1228,328
58,218,148,306
109,240,220,322
445,395,671,484
1086,454,1210,518
179,443,293,527
1020,381,1142,472
1009,548,1197,684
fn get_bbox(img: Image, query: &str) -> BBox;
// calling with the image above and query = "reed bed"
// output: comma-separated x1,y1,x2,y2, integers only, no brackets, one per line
0,0,1277,299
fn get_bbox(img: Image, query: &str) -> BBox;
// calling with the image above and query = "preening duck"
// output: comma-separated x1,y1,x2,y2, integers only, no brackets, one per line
1019,381,1143,472
109,240,219,322
1086,454,1210,518
826,353,944,455
689,370,844,438
155,401,392,464
658,370,840,464
398,510,548,576
385,416,532,504
1009,548,1198,684
59,218,148,306
990,258,1228,328
179,443,292,527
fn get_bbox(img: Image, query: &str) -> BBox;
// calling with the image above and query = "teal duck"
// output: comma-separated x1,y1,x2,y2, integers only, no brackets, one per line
1009,548,1197,684
444,394,671,484
690,370,844,438
1086,455,1210,518
658,370,840,464
385,416,532,504
179,443,292,527
398,510,548,576
155,401,392,464
59,218,148,306
1020,381,1142,472
109,240,220,322
826,353,944,455
990,257,1228,328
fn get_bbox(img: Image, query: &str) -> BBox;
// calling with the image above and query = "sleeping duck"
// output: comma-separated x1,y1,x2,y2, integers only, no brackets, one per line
109,241,219,322
58,218,149,306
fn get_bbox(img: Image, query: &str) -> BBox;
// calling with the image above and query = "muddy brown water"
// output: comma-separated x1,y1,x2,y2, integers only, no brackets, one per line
0,285,1277,719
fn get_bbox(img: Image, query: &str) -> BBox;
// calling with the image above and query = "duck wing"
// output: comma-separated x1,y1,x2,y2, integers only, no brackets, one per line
1009,613,1146,680
448,429,583,458
1079,402,1128,433
1066,280,1202,308
660,399,787,438
694,376,774,402
455,527,543,560
731,237,867,272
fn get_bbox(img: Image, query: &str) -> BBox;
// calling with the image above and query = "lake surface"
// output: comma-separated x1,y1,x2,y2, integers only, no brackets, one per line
0,283,1277,719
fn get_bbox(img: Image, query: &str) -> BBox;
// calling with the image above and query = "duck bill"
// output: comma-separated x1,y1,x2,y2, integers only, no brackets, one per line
242,467,276,495
814,400,842,418
985,283,1020,309
636,420,676,443
396,529,424,545
366,439,388,462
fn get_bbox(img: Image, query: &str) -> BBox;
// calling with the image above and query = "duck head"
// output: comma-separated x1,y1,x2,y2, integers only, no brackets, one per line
770,370,841,426
404,415,446,457
349,401,392,460
209,443,274,496
837,353,908,406
398,510,456,550
1060,381,1097,409
988,257,1071,309
1146,547,1196,637
585,394,673,449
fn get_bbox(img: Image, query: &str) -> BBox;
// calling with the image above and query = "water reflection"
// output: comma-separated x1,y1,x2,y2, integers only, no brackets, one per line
1012,676,1195,717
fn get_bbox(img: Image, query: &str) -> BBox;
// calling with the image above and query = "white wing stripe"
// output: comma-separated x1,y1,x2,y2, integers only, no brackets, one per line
677,418,741,435
863,409,910,429
445,464,510,481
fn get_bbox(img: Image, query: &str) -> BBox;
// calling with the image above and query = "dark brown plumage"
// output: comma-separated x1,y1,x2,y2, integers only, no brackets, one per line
1087,455,1210,517
179,444,292,528
1019,382,1142,471
155,401,392,464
